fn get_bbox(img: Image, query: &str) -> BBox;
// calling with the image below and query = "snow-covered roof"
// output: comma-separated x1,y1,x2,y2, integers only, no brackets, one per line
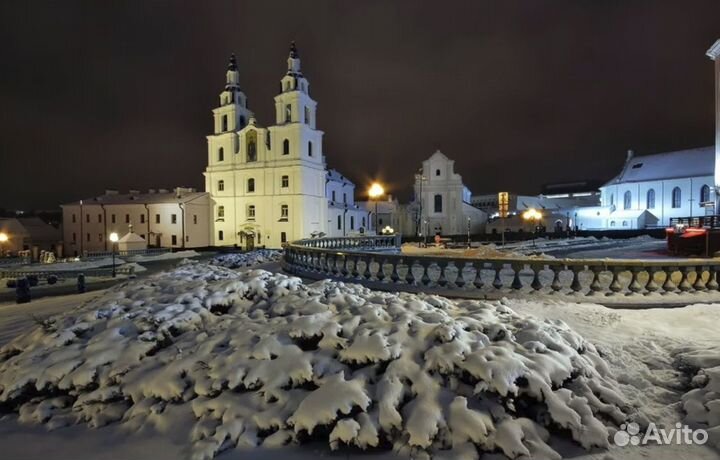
327,168,353,185
118,232,146,244
62,189,208,206
604,146,714,186
608,209,652,219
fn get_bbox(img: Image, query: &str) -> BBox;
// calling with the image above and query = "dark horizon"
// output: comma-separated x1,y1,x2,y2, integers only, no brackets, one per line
1,1,719,209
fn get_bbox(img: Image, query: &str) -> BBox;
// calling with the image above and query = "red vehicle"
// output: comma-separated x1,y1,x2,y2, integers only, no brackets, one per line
666,216,720,256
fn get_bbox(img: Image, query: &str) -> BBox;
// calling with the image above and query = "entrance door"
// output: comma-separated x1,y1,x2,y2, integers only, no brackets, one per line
246,235,255,251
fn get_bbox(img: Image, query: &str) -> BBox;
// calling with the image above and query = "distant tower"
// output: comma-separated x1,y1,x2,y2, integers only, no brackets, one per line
708,39,720,209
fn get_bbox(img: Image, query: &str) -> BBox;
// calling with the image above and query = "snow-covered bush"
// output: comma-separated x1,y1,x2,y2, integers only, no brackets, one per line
0,263,633,459
209,249,282,269
676,346,720,449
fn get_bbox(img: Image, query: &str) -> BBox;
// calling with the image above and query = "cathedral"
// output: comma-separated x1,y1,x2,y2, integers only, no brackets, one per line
204,44,367,249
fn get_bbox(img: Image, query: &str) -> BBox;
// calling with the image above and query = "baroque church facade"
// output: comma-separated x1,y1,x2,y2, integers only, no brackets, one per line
204,44,367,249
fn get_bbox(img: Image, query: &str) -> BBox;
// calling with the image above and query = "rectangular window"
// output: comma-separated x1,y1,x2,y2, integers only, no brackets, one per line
350,216,355,230
98,233,103,242
86,214,90,223
185,235,189,242
140,214,145,224
193,215,197,225
171,235,177,246
112,214,116,224
281,175,289,188
218,230,224,241
337,215,342,230
171,214,177,224
280,204,289,220
98,214,102,223
86,233,90,242
218,180,225,191
218,206,225,218
281,231,287,243
155,214,160,224
72,214,76,223
72,232,76,242
248,205,256,219
125,214,130,224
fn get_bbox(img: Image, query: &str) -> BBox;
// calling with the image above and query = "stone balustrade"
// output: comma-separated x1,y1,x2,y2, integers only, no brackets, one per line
283,236,720,297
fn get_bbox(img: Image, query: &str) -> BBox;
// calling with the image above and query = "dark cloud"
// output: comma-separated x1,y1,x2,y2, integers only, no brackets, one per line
1,0,718,208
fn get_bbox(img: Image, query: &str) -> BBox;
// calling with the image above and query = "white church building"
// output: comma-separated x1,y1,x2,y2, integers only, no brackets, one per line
203,45,367,249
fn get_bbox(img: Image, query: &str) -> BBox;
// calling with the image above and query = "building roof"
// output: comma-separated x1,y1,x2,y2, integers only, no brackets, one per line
62,188,208,206
327,168,353,185
604,146,714,186
0,217,60,242
118,232,146,244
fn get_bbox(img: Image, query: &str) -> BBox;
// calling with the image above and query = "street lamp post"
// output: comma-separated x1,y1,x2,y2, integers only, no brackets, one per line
109,232,119,277
0,232,8,258
522,208,542,248
368,182,385,235
467,217,471,248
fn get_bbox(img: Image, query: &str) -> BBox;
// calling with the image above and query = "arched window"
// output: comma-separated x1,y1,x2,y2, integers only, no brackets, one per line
217,180,225,191
350,216,355,230
623,191,631,210
435,169,441,176
304,106,311,124
434,194,443,213
217,206,225,218
672,187,682,208
246,131,257,162
266,132,271,149
218,147,224,162
221,115,227,132
283,139,290,155
285,104,292,123
646,189,655,209
247,178,255,193
609,193,614,206
700,185,710,204
337,215,342,230
239,116,246,128
308,141,313,157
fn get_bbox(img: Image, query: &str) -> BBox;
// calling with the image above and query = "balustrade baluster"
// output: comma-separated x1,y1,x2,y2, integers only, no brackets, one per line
351,256,360,278
678,267,693,292
437,262,448,287
376,259,386,282
627,267,643,295
511,264,523,290
421,262,431,286
608,267,623,295
472,262,483,289
550,266,563,293
645,267,660,294
692,266,707,291
455,262,466,288
530,265,543,291
662,267,677,293
391,261,400,283
405,260,416,284
492,265,504,289
363,257,372,280
707,266,719,290
570,267,583,293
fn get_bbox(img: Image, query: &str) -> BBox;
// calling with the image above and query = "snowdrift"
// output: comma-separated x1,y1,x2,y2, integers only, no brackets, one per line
676,346,720,449
210,250,282,269
0,262,633,459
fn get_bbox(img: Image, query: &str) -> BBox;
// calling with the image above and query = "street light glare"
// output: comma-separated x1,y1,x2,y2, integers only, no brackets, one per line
522,208,542,221
368,182,384,198
109,232,119,243
0,233,8,243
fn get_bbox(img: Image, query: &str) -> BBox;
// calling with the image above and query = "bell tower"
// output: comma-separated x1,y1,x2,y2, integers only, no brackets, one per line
708,40,720,210
214,54,253,134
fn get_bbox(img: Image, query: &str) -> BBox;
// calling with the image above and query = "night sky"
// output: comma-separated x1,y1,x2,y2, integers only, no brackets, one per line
1,1,719,209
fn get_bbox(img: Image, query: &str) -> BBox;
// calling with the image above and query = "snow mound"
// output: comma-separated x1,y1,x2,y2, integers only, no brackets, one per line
209,250,282,269
676,346,720,449
0,263,632,459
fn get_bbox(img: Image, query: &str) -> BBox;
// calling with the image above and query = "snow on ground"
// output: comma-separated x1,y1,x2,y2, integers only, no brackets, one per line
0,261,635,460
210,250,283,269
125,250,201,263
13,257,127,272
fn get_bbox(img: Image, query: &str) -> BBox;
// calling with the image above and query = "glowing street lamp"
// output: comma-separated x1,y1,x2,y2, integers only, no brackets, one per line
522,208,542,248
109,232,119,277
0,232,8,257
368,182,385,235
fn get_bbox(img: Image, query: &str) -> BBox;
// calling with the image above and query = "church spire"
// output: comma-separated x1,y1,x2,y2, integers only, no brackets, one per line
228,53,238,71
287,41,302,76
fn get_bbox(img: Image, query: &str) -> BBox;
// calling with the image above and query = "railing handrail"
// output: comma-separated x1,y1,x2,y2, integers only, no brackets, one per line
283,235,720,298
